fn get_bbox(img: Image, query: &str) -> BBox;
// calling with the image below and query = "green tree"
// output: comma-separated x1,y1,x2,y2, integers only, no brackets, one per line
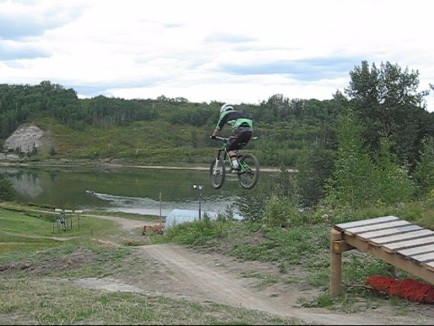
323,111,377,211
372,138,416,205
324,111,418,210
344,61,431,171
236,183,270,222
297,141,335,207
0,179,16,201
413,137,434,197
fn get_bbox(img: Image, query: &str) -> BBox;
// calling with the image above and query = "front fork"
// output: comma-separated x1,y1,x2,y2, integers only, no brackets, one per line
213,149,226,174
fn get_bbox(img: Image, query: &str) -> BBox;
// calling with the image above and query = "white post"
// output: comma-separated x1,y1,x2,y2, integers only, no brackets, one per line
159,192,162,219
193,185,203,221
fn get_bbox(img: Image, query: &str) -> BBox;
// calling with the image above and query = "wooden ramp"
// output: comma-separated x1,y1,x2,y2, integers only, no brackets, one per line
330,215,434,296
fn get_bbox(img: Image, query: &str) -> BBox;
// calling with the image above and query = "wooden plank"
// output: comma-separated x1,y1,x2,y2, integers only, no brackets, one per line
410,252,434,263
397,244,434,256
368,229,434,246
344,220,410,236
360,224,422,239
383,236,434,252
344,235,434,285
333,217,434,288
335,216,398,230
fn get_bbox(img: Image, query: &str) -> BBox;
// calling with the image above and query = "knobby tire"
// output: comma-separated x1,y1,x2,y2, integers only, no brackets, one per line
209,157,225,189
238,153,259,189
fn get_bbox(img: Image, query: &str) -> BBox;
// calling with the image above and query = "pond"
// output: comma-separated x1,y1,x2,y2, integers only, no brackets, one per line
0,165,278,217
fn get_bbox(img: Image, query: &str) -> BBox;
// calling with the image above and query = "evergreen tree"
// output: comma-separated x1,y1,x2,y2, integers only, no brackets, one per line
0,179,16,201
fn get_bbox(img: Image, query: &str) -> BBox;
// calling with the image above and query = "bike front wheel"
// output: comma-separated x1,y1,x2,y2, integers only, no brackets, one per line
209,157,226,189
238,153,259,189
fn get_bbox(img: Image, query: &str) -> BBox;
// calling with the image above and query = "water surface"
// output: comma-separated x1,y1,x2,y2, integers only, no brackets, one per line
0,165,276,216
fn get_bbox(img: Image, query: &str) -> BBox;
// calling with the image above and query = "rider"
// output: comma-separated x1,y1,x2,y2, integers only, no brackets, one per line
211,103,253,173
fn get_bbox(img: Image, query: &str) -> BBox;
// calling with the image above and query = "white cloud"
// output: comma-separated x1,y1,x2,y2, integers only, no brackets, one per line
0,0,433,111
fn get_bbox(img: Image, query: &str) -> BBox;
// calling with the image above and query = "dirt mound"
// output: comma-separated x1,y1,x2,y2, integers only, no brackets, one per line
0,248,95,275
3,123,54,155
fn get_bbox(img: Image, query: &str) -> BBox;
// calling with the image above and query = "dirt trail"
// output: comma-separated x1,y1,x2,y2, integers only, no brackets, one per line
84,213,150,230
83,214,434,325
135,244,376,325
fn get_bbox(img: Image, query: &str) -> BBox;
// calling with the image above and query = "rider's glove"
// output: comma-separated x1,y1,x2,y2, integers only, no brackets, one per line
210,135,216,139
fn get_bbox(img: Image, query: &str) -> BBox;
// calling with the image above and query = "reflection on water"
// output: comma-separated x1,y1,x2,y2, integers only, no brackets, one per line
7,170,44,197
0,165,271,216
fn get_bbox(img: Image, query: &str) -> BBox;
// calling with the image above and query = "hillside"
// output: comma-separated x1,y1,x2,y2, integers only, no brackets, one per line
1,118,289,168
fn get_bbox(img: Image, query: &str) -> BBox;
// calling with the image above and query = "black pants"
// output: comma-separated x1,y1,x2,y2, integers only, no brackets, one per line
227,127,253,151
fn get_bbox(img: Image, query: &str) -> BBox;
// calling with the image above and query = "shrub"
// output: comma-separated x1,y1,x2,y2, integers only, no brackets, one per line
0,179,16,201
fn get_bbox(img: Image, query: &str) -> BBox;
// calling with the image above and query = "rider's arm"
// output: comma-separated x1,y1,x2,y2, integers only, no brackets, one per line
211,128,220,137
212,112,227,137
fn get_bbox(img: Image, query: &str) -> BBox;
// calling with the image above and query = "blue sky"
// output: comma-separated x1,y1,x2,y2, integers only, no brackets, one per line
1,0,433,111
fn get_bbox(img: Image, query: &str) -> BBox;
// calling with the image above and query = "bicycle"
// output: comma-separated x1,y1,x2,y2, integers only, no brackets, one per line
209,136,260,190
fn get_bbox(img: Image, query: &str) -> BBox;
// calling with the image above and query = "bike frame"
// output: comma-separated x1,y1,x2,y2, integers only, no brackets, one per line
216,142,229,165
214,137,248,171
210,136,259,189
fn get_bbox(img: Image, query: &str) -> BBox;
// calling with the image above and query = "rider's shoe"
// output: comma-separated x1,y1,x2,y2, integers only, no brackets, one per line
230,168,240,174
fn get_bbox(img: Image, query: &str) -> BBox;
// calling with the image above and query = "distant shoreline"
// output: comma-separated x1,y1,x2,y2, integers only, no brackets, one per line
0,160,295,173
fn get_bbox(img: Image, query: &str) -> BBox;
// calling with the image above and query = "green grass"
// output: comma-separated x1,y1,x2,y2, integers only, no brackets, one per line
0,206,304,325
0,207,120,256
0,278,300,325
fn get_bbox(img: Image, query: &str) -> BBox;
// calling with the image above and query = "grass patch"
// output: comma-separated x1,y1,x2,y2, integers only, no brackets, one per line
0,278,302,325
0,205,304,325
0,207,119,256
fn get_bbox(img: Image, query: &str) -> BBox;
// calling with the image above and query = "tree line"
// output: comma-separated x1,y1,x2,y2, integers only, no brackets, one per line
0,60,433,213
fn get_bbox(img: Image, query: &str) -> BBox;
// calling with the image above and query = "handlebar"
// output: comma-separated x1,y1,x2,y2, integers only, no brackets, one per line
210,135,227,141
210,136,258,141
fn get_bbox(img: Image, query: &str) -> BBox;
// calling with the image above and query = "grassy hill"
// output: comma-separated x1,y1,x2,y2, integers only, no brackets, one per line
20,117,300,168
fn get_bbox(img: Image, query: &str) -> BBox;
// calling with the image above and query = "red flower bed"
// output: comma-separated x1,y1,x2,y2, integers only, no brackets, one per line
366,276,434,303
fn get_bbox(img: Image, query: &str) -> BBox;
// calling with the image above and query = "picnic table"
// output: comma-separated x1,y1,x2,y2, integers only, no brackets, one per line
53,208,83,231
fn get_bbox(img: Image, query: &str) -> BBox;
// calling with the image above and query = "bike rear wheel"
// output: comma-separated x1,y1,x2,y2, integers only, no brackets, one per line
238,153,259,189
209,157,226,189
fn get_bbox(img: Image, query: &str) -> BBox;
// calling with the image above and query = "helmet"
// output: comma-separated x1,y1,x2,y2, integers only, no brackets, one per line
220,103,234,114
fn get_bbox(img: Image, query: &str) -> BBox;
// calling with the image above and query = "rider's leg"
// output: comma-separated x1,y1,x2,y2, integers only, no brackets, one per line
227,128,252,171
228,151,239,170
227,135,240,170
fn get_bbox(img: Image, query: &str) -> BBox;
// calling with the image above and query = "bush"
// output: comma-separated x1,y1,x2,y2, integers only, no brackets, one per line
262,195,303,227
413,137,434,197
0,179,16,201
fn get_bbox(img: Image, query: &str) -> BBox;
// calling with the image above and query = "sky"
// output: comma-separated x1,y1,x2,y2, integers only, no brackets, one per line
1,0,433,111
